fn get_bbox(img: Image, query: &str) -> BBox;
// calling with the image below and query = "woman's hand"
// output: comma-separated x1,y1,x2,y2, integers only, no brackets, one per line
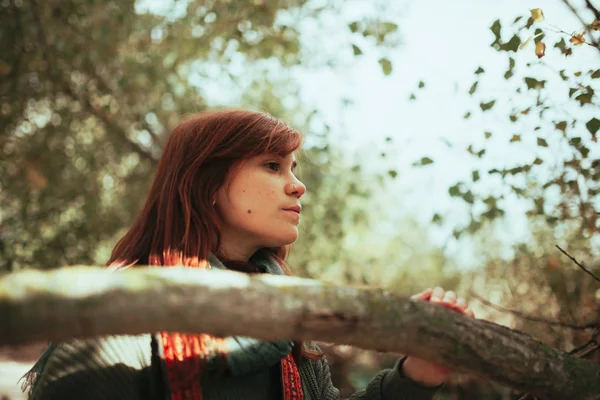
401,287,475,387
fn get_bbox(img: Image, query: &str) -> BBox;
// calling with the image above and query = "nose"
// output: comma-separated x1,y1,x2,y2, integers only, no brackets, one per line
285,178,306,198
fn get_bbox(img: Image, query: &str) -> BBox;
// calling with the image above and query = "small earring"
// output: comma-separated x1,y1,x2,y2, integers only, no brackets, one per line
212,198,216,206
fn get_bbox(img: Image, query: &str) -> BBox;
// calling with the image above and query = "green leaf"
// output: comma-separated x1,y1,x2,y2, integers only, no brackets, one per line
524,77,546,90
483,196,498,206
592,69,600,79
480,100,496,111
448,184,461,197
537,137,548,147
348,22,360,33
432,213,443,224
559,70,568,81
472,170,480,181
569,88,578,97
513,16,523,24
475,66,485,74
555,121,567,133
534,198,545,214
500,35,521,52
490,20,501,42
576,91,594,106
413,157,434,166
525,17,534,29
484,131,492,138
385,136,392,142
586,117,600,136
554,38,572,56
409,93,416,100
464,112,471,119
387,170,398,178
379,58,392,75
504,57,515,80
508,166,525,175
468,81,478,95
463,191,475,204
509,114,517,122
418,81,425,89
382,22,398,33
533,28,545,44
533,158,543,165
510,134,521,142
352,44,362,55
574,71,582,77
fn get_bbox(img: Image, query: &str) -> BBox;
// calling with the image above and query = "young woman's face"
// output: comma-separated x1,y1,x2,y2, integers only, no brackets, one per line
215,152,306,260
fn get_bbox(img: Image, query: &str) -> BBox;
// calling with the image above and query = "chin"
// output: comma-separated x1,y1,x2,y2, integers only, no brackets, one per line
263,229,298,247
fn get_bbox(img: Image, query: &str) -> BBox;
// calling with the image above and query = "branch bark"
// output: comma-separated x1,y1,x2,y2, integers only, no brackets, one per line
1,266,599,399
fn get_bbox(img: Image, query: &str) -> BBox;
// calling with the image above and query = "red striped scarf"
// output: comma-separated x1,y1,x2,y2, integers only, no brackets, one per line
161,332,304,400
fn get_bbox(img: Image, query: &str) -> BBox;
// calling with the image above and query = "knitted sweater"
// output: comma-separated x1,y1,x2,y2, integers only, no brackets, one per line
27,334,441,399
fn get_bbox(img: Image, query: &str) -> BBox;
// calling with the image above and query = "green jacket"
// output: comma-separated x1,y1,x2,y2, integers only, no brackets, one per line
26,334,441,399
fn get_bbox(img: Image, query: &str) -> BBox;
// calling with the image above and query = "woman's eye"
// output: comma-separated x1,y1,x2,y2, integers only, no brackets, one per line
265,162,280,171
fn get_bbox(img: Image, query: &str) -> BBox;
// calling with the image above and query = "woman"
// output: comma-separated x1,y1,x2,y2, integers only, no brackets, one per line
23,109,475,399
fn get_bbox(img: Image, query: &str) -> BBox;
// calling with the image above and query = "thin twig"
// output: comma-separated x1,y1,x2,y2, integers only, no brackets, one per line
555,245,600,284
561,0,600,50
471,292,599,330
584,0,600,19
546,23,599,49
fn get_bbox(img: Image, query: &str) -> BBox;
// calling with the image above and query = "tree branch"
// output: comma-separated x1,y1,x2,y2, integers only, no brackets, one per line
471,292,599,330
562,0,600,50
1,266,600,399
556,245,600,284
584,0,600,19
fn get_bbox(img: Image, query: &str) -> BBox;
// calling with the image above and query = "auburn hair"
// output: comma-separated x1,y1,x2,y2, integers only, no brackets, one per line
106,108,322,363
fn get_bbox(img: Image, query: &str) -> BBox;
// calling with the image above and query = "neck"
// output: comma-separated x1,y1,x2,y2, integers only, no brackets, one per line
218,229,259,262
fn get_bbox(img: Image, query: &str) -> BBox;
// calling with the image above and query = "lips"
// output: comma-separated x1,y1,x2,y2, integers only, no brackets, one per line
282,205,302,214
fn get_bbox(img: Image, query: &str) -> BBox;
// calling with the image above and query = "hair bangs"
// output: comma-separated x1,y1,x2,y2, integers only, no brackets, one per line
257,117,303,157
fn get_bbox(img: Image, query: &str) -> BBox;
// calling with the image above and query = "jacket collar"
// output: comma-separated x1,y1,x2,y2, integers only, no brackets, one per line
207,250,285,276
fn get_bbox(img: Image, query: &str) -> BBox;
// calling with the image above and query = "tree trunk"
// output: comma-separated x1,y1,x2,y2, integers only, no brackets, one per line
0,266,598,399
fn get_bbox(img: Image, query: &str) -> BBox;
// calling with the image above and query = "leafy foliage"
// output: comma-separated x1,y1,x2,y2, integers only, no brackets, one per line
423,7,600,241
0,0,403,273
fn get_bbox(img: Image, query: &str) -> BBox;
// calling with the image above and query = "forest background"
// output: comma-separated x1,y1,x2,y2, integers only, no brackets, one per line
0,0,599,398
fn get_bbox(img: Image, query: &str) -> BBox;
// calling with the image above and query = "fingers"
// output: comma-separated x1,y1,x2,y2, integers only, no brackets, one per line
430,287,445,302
456,297,468,310
442,290,457,304
414,286,476,318
410,288,433,300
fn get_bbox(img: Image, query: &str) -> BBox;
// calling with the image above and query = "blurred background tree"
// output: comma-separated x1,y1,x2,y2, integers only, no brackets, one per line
1,0,443,286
